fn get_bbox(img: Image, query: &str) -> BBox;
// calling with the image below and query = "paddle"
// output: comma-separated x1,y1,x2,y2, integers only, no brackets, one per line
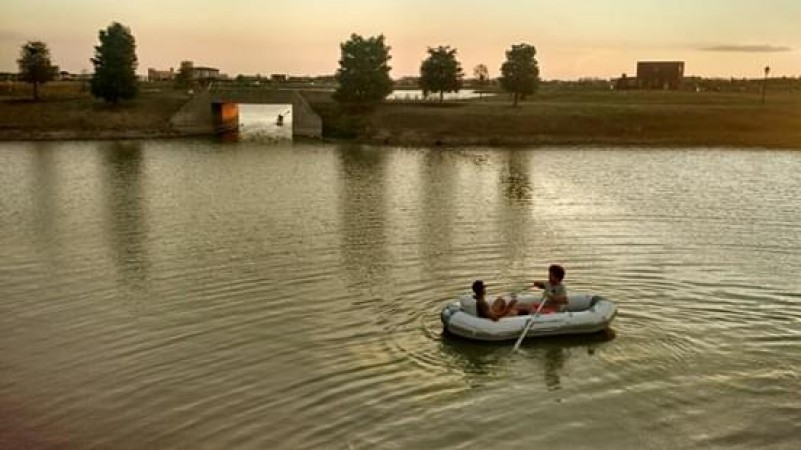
512,295,547,352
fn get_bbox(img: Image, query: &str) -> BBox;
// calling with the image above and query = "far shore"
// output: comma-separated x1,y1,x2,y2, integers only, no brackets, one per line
3,82,801,149
0,129,186,141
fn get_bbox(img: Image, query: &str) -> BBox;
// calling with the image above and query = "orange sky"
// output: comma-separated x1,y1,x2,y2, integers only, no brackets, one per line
2,0,799,79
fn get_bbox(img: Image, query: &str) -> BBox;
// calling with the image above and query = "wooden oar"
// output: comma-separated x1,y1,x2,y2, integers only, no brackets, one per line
512,296,547,352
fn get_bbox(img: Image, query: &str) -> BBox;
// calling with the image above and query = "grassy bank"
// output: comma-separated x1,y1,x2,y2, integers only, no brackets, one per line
0,81,189,140
309,88,801,148
3,82,801,148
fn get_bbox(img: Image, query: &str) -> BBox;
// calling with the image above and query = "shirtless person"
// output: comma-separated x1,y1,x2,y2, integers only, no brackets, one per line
472,280,518,321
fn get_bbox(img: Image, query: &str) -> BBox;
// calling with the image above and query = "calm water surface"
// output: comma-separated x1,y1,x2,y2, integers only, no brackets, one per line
1,140,801,449
388,89,483,101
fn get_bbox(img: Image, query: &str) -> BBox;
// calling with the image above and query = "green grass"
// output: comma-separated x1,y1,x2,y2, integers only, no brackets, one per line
307,88,801,148
0,81,190,139
3,82,801,148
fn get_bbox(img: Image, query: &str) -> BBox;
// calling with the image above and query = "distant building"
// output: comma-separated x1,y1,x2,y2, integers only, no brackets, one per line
148,67,175,81
180,61,223,81
636,61,684,90
75,71,92,81
0,72,19,81
312,75,337,85
395,76,420,88
288,76,312,84
614,73,638,90
271,74,287,83
193,66,220,80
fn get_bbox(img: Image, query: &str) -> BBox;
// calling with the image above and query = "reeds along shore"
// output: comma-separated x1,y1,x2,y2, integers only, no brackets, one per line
3,81,801,148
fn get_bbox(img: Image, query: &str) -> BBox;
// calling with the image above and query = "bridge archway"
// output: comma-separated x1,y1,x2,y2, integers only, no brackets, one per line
171,88,322,139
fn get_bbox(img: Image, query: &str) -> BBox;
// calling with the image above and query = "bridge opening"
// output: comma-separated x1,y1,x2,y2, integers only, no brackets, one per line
172,89,321,139
233,104,293,141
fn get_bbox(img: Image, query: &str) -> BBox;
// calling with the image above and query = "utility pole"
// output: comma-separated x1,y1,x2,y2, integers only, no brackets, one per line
761,65,770,105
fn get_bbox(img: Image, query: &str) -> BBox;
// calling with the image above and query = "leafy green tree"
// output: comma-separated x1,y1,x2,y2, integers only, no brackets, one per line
90,22,139,104
17,41,57,101
473,63,489,100
419,46,463,103
334,34,393,109
499,43,540,107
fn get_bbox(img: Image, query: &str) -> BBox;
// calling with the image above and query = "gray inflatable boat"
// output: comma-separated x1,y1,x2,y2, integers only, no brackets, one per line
441,293,617,341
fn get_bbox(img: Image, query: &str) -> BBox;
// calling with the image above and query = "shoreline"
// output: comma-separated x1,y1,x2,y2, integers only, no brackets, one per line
346,133,801,150
3,86,801,149
0,129,187,142
1,128,800,150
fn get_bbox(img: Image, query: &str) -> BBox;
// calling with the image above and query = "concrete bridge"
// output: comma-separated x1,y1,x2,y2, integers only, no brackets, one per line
171,87,323,138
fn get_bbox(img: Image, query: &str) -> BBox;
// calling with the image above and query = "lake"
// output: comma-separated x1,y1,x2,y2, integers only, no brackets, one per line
1,139,801,449
388,88,484,101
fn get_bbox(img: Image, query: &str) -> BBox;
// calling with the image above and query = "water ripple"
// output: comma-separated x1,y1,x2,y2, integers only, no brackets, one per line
4,143,801,449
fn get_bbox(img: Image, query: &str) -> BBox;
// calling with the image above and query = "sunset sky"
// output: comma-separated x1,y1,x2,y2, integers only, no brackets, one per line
2,0,799,80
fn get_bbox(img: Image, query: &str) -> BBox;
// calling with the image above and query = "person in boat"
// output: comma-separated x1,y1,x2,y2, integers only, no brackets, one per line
529,264,568,313
472,280,518,321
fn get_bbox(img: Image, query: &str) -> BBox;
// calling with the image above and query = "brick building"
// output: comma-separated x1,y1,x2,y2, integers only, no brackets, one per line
636,61,684,90
148,68,175,81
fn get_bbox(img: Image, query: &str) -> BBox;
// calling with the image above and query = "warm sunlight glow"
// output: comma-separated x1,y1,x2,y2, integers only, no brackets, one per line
1,0,800,79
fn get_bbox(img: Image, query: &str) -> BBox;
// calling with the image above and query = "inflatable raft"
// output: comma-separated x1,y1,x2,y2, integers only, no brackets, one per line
440,293,617,341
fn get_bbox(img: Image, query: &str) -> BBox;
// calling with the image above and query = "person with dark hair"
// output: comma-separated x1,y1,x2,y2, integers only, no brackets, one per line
472,280,518,321
531,264,568,312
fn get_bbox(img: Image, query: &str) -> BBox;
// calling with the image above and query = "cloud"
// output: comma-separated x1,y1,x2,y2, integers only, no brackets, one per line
701,44,793,53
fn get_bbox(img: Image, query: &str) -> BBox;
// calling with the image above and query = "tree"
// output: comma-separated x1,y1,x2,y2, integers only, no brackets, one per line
90,22,139,104
334,34,393,109
419,46,463,103
17,41,57,101
473,64,489,100
499,43,540,107
175,61,193,89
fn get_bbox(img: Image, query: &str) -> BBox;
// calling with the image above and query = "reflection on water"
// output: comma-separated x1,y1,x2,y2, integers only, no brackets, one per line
502,151,532,203
420,150,457,280
337,146,391,299
31,143,59,243
440,328,616,391
2,141,801,449
498,150,535,271
103,141,149,293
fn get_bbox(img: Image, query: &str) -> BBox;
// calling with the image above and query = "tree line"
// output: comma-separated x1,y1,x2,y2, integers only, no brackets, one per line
16,27,538,108
334,34,540,108
16,22,138,103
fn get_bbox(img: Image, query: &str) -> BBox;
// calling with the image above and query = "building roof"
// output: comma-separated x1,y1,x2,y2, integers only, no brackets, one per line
637,61,685,65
